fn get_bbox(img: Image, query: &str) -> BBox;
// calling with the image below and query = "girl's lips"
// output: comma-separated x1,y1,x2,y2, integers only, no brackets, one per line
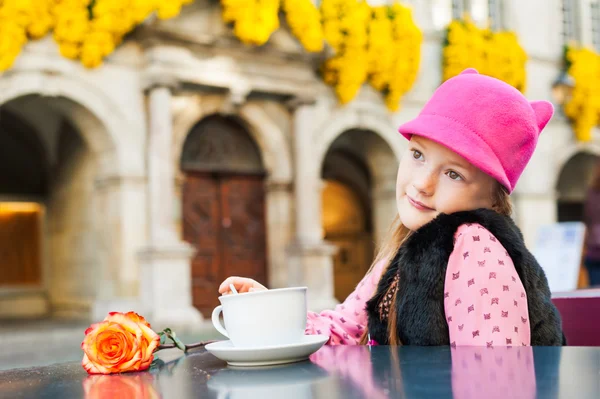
407,196,435,211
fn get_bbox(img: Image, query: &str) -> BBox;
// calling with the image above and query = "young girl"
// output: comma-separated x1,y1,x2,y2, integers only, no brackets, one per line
219,69,564,347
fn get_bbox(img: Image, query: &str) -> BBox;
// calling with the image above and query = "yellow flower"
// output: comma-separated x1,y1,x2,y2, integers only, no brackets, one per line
81,43,104,68
157,2,183,20
443,17,527,93
221,0,280,46
563,46,600,142
59,42,81,59
282,0,323,52
321,0,371,105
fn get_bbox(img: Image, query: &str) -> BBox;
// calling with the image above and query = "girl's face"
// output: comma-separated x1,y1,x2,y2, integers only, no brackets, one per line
396,136,497,231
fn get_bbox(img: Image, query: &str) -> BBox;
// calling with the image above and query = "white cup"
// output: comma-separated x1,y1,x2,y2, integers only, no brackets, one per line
211,287,308,348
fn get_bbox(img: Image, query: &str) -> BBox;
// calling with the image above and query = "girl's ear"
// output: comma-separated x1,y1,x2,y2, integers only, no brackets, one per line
530,101,554,132
460,68,479,75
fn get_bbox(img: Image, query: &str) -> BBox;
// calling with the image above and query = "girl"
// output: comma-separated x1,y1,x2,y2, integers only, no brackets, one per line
219,69,564,347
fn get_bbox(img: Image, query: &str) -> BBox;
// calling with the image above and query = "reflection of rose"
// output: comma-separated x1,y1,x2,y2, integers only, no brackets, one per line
83,373,160,399
82,312,160,374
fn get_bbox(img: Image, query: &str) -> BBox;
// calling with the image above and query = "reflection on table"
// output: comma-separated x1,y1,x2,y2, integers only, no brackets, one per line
0,345,597,399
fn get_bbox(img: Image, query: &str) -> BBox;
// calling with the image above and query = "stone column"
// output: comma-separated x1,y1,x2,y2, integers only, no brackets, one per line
137,81,203,331
513,192,558,249
287,102,338,311
265,180,293,289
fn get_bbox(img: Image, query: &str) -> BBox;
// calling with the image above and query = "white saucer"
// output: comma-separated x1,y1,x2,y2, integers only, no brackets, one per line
205,335,329,367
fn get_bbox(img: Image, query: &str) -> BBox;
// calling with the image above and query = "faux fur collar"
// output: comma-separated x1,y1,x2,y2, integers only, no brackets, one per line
365,209,564,346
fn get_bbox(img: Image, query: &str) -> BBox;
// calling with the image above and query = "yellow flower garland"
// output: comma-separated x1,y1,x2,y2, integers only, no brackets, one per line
321,0,370,105
382,3,422,111
0,0,54,71
563,46,600,142
0,0,422,111
221,0,281,46
322,1,422,110
0,0,193,70
282,0,323,52
443,18,527,92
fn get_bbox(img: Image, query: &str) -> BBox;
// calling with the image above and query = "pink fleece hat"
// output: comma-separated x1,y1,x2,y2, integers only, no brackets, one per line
398,69,554,193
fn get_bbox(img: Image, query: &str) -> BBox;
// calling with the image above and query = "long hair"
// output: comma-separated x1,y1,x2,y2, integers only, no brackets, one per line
359,182,513,345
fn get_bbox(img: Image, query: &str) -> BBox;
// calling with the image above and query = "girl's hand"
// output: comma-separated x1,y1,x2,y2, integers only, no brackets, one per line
218,276,268,295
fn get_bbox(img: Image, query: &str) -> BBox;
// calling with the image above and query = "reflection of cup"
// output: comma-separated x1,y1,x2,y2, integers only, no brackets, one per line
207,361,330,399
83,373,160,399
211,287,307,348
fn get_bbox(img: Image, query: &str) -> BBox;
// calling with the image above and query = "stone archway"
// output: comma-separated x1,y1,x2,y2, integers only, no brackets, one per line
556,152,600,222
173,98,293,289
319,128,399,301
180,114,268,317
0,95,118,319
0,70,144,319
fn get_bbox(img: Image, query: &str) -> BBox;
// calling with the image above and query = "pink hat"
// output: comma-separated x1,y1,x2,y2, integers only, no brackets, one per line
398,69,553,193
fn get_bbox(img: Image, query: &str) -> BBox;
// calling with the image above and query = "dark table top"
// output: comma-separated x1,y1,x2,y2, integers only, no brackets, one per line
0,345,598,399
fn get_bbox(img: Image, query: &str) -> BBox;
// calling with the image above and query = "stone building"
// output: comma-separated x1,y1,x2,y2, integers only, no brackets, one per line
0,0,598,329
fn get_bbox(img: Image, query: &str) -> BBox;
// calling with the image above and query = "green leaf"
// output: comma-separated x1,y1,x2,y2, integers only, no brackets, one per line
163,328,172,335
173,336,186,352
160,334,167,345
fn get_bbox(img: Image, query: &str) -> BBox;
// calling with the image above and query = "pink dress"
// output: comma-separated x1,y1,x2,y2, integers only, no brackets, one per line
305,223,531,346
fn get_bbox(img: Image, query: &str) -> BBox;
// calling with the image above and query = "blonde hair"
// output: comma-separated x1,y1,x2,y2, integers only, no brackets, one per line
359,182,512,345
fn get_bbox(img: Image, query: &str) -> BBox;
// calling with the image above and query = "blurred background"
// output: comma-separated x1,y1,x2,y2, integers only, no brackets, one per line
0,0,598,369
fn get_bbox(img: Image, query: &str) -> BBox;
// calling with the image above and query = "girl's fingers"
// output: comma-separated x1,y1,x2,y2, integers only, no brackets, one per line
218,277,266,294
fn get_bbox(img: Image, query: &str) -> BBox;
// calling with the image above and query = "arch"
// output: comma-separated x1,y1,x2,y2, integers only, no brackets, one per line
0,70,143,177
172,98,293,184
0,108,49,196
316,109,401,257
553,142,600,191
314,107,406,174
555,149,600,222
180,114,264,173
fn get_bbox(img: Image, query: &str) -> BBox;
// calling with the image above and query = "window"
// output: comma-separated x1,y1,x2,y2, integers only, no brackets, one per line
488,0,504,30
469,0,490,27
442,0,503,29
590,0,600,50
432,0,453,29
569,0,600,47
562,0,580,43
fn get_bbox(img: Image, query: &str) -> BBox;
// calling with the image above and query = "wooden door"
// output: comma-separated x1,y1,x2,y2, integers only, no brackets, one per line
183,172,267,317
322,180,373,302
0,203,42,286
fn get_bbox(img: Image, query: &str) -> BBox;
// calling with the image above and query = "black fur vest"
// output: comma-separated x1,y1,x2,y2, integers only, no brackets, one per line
365,209,565,346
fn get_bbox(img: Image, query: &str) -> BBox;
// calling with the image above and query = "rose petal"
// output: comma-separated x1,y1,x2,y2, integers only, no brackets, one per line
125,311,152,328
84,323,126,366
117,351,142,371
138,323,160,361
82,353,110,375
103,315,142,356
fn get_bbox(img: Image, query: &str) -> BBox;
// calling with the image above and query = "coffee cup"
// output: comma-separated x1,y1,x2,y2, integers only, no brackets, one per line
211,287,308,348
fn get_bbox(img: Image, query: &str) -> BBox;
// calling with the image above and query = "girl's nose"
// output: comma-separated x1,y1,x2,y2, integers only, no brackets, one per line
412,168,436,196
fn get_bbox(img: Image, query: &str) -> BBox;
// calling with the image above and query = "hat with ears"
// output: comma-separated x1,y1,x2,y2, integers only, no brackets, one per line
397,68,554,193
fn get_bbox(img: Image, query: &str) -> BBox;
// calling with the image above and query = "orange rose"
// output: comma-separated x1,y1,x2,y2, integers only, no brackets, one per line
81,312,160,374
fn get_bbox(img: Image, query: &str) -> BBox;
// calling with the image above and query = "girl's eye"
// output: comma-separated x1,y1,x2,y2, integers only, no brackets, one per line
412,150,423,160
447,170,463,181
